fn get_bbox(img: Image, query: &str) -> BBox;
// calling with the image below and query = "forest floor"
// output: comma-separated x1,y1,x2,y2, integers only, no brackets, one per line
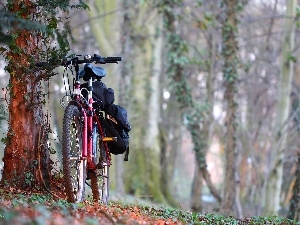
0,187,299,225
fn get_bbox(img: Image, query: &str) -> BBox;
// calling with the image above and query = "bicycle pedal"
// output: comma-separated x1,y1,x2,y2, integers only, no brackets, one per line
102,137,117,142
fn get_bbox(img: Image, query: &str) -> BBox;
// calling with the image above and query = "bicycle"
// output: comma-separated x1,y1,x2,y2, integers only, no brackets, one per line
38,54,122,204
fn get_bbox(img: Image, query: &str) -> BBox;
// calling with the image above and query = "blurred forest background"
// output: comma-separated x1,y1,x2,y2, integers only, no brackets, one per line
0,0,299,219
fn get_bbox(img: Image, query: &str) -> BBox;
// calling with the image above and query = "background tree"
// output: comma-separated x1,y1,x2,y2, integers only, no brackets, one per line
185,0,222,212
220,0,241,215
88,0,167,202
158,0,222,211
115,0,137,195
288,149,299,221
264,0,297,215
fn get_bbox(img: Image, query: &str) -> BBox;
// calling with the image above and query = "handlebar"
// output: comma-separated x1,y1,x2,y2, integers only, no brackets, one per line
62,54,121,66
36,54,122,68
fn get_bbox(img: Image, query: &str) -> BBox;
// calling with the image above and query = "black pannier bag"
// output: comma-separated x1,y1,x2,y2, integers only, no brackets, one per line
80,81,115,109
104,104,131,155
81,81,131,156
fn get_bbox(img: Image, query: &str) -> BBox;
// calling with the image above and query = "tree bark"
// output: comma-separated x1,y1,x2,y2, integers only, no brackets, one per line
1,1,51,188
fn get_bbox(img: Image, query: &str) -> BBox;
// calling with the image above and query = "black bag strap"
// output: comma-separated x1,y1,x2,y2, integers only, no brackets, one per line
124,147,129,161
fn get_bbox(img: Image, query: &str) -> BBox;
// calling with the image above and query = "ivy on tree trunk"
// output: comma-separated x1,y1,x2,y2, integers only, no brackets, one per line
2,0,50,189
1,0,87,189
158,0,222,209
220,0,241,216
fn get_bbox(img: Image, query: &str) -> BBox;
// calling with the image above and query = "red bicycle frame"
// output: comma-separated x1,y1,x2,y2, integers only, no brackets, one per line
73,80,111,170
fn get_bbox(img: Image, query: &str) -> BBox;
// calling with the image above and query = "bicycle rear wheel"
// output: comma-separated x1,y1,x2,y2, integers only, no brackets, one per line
90,125,110,204
62,104,86,203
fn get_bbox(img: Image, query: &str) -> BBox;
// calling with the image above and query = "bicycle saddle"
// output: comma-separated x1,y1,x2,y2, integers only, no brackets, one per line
79,63,106,81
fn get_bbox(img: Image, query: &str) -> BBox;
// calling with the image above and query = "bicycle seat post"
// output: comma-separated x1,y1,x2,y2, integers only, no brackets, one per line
88,77,93,109
72,57,80,82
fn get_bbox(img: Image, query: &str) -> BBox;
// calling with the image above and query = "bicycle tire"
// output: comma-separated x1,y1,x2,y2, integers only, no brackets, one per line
90,125,109,204
62,104,86,203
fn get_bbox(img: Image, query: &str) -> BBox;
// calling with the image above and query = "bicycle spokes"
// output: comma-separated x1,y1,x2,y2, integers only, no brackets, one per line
62,105,86,203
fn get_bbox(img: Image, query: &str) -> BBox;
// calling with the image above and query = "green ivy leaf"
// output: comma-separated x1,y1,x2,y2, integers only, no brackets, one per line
288,54,297,63
204,11,213,21
47,17,58,29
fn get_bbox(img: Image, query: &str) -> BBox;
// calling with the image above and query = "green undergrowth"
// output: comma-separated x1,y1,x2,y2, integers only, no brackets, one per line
0,191,77,225
112,200,299,225
0,189,77,209
0,190,299,225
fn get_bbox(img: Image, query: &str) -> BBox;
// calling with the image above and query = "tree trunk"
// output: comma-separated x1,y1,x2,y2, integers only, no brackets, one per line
1,1,50,188
161,84,182,207
288,149,300,221
264,0,296,215
190,22,218,213
220,0,240,216
115,0,137,195
160,0,222,208
142,7,166,203
153,13,178,206
88,0,116,55
191,165,203,212
116,1,166,202
145,19,162,153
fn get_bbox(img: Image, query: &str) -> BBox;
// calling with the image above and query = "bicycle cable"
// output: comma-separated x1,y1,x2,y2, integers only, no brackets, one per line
61,66,73,108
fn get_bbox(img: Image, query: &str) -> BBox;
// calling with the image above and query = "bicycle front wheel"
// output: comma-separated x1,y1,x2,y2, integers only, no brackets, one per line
62,104,86,203
90,125,110,204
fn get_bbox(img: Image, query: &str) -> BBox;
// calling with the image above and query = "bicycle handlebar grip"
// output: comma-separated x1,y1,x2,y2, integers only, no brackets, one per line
105,57,122,62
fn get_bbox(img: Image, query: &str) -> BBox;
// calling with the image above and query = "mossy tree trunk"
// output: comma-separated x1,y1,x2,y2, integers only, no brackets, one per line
159,0,222,210
141,6,166,204
191,13,219,211
1,1,51,189
153,14,180,207
1,0,86,191
88,0,116,55
115,0,137,195
220,0,240,216
115,1,166,203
